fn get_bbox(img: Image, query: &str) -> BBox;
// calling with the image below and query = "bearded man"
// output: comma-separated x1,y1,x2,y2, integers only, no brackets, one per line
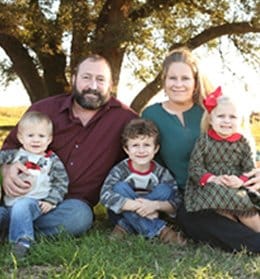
1,54,137,237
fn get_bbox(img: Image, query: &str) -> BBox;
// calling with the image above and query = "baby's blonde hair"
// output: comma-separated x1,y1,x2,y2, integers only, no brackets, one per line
18,111,53,136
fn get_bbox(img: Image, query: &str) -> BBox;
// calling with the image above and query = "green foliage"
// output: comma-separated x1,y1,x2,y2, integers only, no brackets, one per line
0,0,259,109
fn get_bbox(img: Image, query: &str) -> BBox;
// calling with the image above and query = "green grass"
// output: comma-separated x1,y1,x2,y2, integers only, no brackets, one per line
0,216,260,279
0,107,260,278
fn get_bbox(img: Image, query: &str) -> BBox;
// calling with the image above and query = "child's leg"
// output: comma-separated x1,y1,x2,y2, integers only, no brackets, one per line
143,183,174,219
112,182,166,238
9,197,42,244
109,182,137,233
145,183,174,201
238,214,260,233
107,209,135,234
112,183,184,243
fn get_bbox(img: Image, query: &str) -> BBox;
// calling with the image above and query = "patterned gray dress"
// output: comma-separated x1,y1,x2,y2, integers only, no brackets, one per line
184,131,258,216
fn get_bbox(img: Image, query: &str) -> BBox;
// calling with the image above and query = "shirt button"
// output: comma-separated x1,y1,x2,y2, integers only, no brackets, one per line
70,162,74,166
75,144,79,148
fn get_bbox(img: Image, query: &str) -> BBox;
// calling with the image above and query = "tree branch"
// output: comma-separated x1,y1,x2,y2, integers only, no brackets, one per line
131,21,260,113
185,22,260,50
129,0,180,21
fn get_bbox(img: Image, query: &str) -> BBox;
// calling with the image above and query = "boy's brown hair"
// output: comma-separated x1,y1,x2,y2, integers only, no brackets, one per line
121,118,160,148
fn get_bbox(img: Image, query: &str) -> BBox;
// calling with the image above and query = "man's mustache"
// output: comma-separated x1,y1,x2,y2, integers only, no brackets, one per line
82,89,100,96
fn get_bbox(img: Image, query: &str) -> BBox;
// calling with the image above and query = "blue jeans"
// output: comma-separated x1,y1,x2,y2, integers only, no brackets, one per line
109,182,173,238
6,198,93,243
8,197,42,243
34,199,93,236
0,206,8,240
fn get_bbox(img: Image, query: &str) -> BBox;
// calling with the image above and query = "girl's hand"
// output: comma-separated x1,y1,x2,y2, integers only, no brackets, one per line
209,175,243,188
220,175,243,188
208,175,226,185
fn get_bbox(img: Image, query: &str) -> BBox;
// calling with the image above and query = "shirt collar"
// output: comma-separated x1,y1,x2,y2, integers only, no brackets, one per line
127,159,155,175
208,129,242,142
59,94,74,112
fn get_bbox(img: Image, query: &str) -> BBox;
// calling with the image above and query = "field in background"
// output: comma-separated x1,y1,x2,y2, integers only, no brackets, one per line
251,122,260,151
0,106,27,145
0,106,27,126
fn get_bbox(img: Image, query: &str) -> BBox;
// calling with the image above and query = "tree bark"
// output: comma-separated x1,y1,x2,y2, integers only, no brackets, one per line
0,33,48,103
93,0,131,92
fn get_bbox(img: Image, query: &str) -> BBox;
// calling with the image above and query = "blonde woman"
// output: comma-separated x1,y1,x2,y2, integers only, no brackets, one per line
142,47,260,253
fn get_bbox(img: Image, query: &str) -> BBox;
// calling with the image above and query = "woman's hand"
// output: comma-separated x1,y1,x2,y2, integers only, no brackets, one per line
2,163,32,197
244,169,260,191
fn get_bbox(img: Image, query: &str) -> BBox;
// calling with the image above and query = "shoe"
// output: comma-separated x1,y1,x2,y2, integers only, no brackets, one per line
159,226,186,245
12,242,30,259
109,224,127,240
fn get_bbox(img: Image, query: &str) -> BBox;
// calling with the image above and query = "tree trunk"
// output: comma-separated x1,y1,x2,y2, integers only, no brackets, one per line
131,74,162,113
0,34,48,102
38,51,68,96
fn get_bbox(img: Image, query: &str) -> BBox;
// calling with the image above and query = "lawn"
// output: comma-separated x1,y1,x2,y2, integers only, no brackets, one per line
0,221,260,278
0,107,259,278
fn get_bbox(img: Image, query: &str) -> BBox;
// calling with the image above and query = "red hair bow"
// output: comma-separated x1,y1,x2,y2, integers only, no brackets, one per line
203,86,222,113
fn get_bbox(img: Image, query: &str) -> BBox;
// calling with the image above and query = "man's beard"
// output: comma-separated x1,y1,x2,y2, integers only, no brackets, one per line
72,86,108,110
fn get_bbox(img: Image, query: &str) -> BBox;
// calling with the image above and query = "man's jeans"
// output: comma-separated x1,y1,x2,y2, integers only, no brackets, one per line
0,206,8,242
108,182,174,238
3,198,93,243
34,199,93,236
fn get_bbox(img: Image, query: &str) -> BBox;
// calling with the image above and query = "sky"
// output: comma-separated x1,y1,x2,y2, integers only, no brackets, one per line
0,45,259,112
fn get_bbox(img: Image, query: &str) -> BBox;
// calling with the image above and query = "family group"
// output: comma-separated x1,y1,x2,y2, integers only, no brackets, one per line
0,48,259,258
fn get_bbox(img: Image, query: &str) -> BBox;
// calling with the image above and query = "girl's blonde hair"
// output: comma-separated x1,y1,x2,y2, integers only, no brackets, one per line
201,95,247,132
161,47,213,105
201,95,256,157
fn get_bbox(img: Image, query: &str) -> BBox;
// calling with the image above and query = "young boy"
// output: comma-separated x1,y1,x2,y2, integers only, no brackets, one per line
0,111,69,258
100,118,185,244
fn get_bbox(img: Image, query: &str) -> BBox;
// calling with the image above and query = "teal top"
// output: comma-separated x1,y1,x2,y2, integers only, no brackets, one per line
142,103,203,190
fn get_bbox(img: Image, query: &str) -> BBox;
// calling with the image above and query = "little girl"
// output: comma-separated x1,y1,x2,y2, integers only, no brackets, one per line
184,86,260,232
